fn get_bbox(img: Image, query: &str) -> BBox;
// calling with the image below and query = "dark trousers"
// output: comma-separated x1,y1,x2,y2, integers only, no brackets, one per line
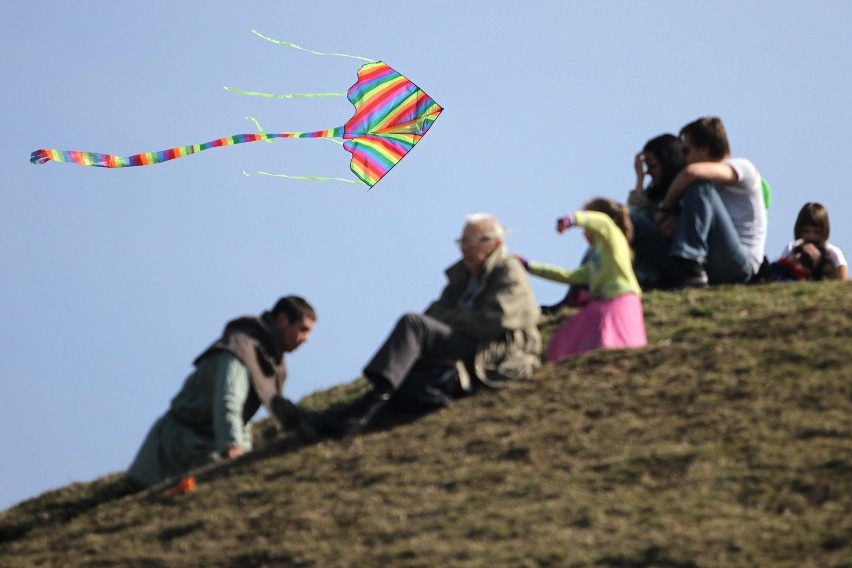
363,312,477,391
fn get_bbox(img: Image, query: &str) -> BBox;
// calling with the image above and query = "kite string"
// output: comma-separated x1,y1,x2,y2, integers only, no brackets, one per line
243,170,366,185
223,86,346,99
225,31,374,98
251,30,374,62
240,118,355,184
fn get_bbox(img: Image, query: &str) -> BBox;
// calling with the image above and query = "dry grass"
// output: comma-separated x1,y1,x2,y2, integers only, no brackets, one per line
2,281,850,567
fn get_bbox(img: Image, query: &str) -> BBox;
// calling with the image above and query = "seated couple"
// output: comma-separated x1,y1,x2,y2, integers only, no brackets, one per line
631,116,768,289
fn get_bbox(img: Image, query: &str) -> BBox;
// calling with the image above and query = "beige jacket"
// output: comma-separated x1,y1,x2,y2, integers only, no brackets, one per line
425,246,542,388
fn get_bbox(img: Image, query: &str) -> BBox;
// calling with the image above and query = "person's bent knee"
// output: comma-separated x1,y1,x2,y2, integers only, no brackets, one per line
680,180,716,202
398,312,427,329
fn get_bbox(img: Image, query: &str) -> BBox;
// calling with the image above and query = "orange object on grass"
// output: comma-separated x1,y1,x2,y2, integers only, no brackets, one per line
165,476,197,496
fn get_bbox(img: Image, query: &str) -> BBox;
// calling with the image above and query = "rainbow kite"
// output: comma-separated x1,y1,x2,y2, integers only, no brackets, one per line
30,32,443,188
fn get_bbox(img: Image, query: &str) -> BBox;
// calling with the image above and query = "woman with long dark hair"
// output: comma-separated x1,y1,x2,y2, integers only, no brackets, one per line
628,134,685,288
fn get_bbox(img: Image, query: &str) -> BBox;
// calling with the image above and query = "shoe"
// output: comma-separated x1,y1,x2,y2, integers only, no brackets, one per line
670,257,709,289
351,388,392,432
748,256,772,285
294,409,323,442
269,397,320,441
318,388,392,436
269,397,304,430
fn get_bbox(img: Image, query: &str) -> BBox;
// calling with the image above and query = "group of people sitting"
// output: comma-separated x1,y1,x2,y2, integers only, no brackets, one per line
125,116,847,490
624,117,845,287
518,116,846,364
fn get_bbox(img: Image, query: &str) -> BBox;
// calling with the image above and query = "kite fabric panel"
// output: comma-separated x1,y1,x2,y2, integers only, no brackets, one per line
341,62,442,187
30,35,443,188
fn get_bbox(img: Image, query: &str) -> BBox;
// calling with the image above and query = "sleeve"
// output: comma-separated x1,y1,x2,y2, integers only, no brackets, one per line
779,239,798,259
528,261,590,285
423,263,465,321
828,243,847,268
210,352,252,453
574,210,622,248
525,210,612,285
424,287,458,323
725,158,761,193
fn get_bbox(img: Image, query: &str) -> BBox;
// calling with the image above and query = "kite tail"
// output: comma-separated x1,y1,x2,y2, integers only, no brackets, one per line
29,128,346,168
265,127,344,140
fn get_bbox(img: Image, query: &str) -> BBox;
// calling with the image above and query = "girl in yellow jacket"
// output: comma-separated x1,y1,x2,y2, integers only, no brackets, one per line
518,198,647,363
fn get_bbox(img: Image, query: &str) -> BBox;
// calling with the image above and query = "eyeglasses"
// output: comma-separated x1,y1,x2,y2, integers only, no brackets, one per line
455,235,495,247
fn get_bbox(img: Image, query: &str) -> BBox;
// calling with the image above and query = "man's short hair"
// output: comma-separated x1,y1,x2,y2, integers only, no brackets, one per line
464,212,506,240
271,295,316,322
680,116,730,160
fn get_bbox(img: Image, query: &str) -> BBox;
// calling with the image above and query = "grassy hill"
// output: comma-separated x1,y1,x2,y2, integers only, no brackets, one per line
2,281,850,567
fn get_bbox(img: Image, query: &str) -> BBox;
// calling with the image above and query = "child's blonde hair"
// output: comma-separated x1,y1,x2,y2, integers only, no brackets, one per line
583,197,633,243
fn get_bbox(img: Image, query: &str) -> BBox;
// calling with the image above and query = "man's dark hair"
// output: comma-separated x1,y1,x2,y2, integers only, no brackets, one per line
680,116,730,160
271,295,316,322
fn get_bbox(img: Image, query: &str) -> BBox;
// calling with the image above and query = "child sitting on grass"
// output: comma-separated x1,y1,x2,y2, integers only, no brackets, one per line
518,197,646,363
771,240,836,282
780,202,847,280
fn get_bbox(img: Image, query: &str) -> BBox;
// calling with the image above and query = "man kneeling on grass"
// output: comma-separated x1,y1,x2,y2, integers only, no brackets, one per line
127,296,318,488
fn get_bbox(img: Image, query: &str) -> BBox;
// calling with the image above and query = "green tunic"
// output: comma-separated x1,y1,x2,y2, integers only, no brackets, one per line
127,351,258,487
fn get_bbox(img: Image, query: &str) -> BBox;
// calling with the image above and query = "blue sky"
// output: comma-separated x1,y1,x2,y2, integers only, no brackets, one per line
2,1,850,510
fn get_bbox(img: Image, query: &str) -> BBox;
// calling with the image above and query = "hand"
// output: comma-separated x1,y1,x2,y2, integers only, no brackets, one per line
513,254,531,271
657,214,678,239
556,215,576,234
222,445,245,459
634,151,645,180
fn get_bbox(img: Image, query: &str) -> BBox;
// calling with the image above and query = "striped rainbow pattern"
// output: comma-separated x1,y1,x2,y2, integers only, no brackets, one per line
341,61,442,186
30,61,441,188
30,129,344,168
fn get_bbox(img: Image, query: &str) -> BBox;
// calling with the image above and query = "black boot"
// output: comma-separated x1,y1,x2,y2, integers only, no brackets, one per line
316,388,392,436
748,257,772,285
269,397,321,442
670,257,709,289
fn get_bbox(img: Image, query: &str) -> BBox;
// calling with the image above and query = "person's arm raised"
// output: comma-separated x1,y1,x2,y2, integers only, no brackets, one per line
659,161,738,211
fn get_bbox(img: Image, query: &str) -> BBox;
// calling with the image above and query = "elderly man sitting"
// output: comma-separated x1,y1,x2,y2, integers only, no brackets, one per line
324,213,542,433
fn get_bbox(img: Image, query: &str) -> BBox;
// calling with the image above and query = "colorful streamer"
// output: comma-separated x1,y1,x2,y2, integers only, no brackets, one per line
30,33,443,188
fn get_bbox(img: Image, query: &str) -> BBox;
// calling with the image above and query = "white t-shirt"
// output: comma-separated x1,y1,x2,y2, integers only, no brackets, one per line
780,238,848,269
718,158,768,273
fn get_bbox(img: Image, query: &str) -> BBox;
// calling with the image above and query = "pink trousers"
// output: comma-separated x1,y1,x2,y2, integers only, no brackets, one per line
547,292,647,363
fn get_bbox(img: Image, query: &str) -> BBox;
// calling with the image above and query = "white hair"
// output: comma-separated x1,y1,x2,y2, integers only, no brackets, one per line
464,212,506,239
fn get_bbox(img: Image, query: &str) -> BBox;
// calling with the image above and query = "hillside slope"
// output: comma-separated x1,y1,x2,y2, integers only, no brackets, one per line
2,282,851,567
